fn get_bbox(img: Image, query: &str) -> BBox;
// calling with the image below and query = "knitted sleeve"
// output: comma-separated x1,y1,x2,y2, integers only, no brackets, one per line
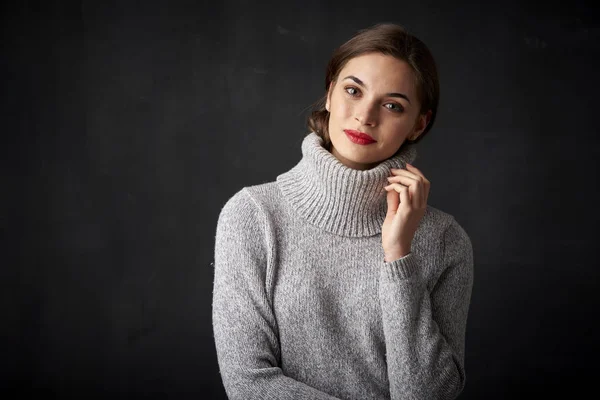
212,189,341,400
378,217,474,400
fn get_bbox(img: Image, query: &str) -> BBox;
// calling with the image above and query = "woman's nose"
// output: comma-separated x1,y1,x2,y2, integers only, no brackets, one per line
354,102,377,126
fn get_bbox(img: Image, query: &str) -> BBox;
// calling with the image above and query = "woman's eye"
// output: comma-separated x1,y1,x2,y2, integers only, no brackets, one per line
345,86,359,96
385,103,403,113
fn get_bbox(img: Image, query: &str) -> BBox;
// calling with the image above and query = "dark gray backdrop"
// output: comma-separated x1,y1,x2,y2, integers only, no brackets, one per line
3,0,599,398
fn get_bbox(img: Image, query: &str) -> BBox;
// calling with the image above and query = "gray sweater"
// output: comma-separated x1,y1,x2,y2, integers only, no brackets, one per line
212,132,474,400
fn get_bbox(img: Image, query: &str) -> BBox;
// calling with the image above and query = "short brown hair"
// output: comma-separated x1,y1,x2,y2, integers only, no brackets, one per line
307,23,440,150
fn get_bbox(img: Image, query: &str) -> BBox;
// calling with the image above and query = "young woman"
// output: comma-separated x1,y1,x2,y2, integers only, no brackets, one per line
213,23,474,400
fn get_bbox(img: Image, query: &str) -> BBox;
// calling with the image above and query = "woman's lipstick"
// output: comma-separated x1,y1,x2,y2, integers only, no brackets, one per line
343,129,377,145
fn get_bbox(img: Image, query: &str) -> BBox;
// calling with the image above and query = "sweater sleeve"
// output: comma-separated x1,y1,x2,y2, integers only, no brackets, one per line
212,189,341,400
378,217,474,400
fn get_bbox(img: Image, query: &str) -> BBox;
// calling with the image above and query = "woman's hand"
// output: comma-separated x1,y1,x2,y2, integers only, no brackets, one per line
382,163,430,262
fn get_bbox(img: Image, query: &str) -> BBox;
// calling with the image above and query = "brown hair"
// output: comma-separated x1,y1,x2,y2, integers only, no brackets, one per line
307,23,440,150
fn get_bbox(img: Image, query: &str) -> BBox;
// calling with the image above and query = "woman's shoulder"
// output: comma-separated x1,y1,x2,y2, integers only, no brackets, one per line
217,181,282,224
421,204,457,232
426,205,473,263
422,205,472,247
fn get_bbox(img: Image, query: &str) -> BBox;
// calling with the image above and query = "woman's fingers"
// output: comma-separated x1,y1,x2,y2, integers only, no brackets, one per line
405,164,427,180
388,167,429,207
385,185,400,214
384,182,414,209
405,164,431,192
398,182,410,211
386,175,422,208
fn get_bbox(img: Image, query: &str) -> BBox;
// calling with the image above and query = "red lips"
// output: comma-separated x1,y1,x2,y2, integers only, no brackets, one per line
343,129,377,144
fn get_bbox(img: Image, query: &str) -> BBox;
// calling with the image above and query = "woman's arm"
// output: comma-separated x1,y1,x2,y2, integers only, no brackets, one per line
213,189,341,400
378,217,474,400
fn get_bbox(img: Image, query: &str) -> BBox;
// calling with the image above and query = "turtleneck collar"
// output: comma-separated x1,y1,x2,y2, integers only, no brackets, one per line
276,132,417,237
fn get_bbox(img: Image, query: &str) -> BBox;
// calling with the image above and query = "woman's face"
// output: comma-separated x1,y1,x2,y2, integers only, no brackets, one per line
326,52,431,170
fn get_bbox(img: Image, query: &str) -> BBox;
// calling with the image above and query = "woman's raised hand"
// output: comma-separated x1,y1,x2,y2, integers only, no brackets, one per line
381,163,430,262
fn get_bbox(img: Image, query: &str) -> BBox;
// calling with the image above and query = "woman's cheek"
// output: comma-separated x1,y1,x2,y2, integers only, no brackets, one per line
339,100,353,119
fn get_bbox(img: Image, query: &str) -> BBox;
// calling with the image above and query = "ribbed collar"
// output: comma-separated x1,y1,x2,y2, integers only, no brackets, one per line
276,132,417,237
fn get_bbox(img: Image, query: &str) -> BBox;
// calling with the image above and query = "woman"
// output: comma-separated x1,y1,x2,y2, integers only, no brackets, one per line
213,23,474,400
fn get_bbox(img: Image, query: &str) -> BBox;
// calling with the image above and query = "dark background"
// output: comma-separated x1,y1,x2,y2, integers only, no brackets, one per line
3,0,599,398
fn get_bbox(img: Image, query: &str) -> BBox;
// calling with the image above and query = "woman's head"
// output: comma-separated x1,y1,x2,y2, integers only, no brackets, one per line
307,23,440,170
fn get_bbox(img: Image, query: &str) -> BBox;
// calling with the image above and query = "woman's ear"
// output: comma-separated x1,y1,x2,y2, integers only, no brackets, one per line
325,81,334,111
410,110,432,140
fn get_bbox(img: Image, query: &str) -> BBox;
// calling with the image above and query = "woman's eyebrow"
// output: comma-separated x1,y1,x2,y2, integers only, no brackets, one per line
343,75,411,103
